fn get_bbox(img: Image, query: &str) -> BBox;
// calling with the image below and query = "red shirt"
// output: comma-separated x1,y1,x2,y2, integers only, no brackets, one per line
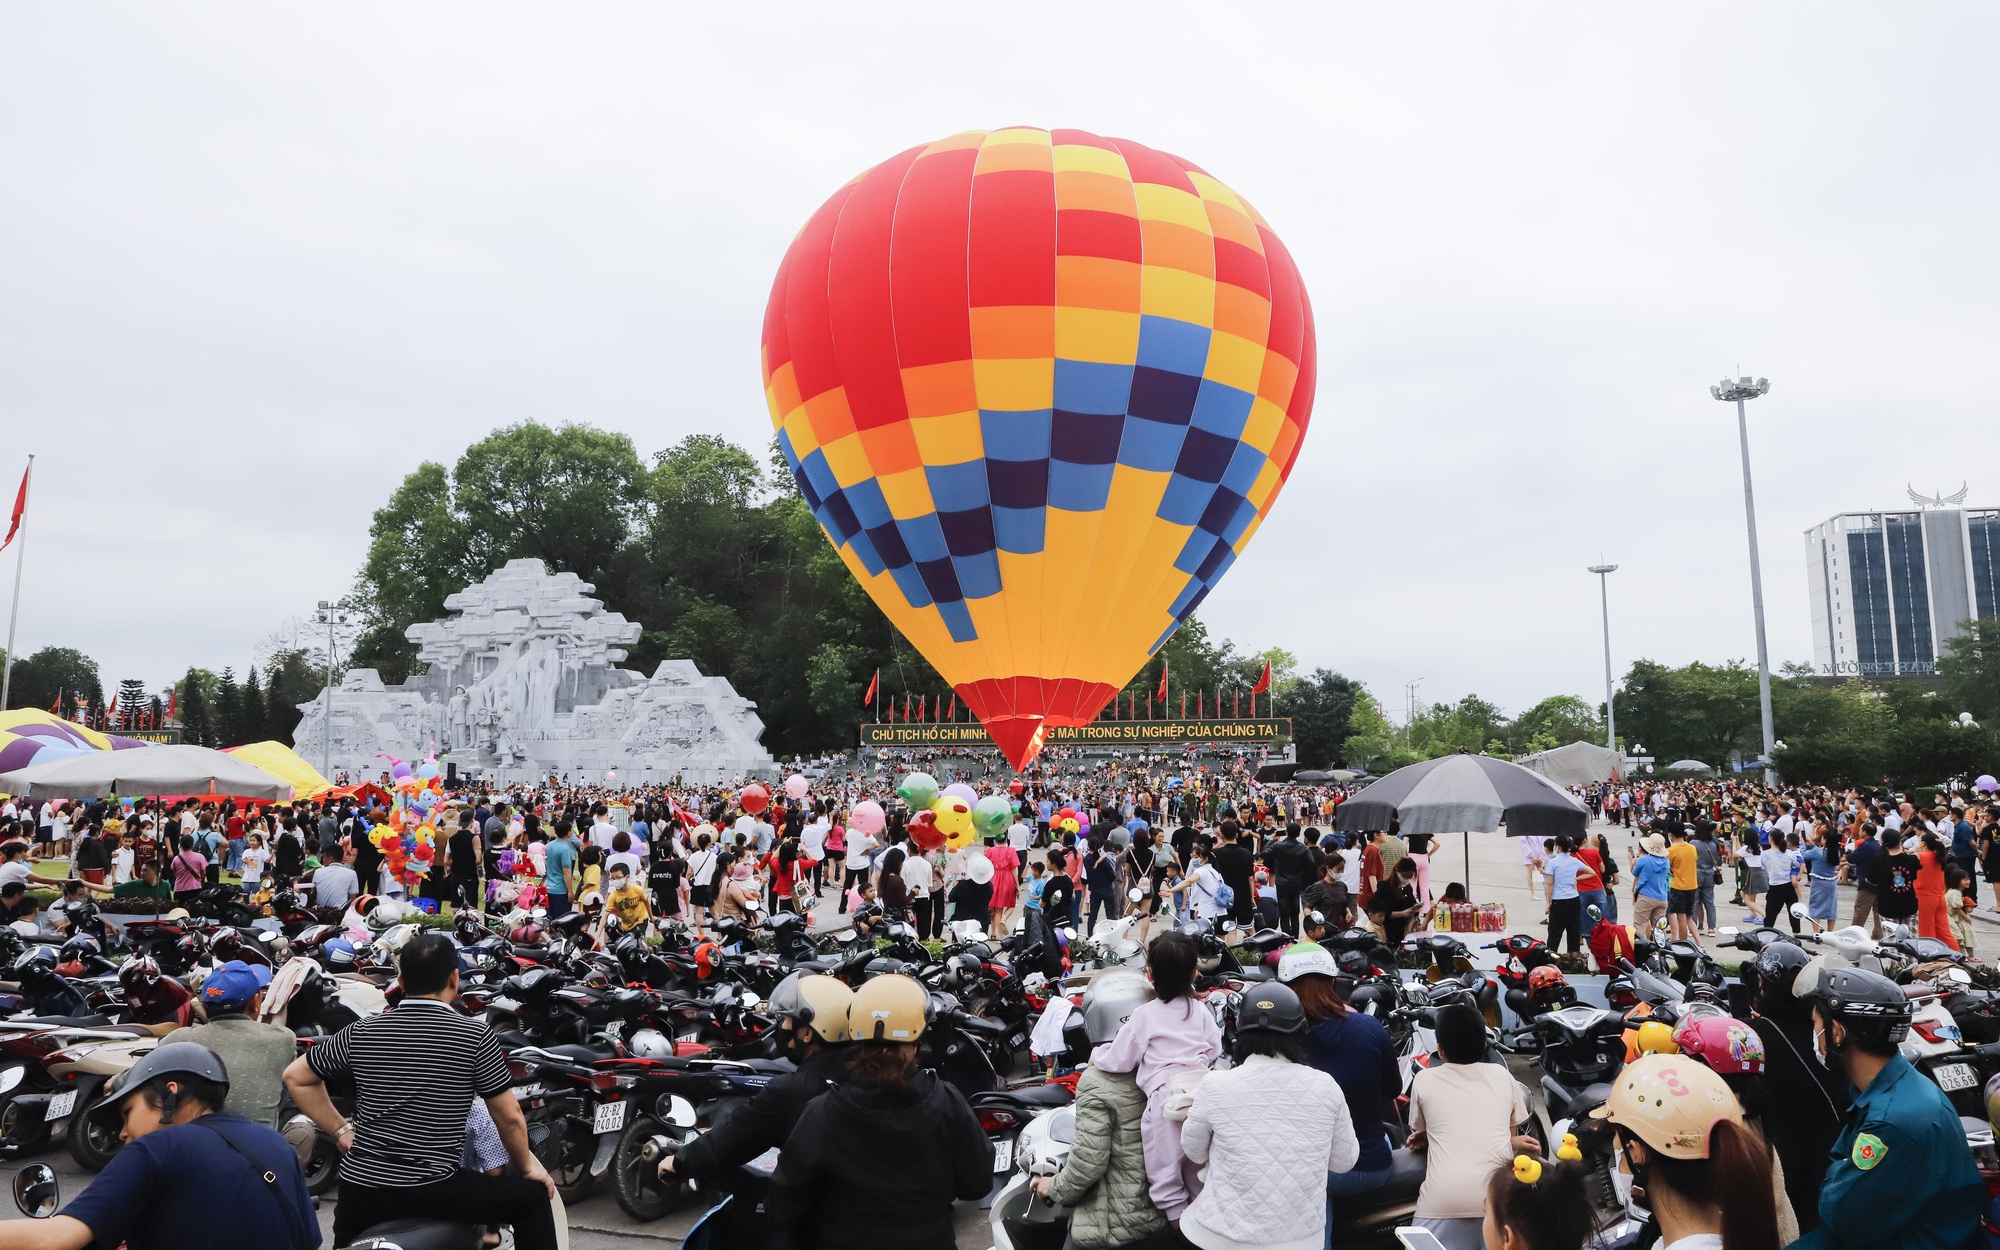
1360,844,1385,910
1573,845,1605,892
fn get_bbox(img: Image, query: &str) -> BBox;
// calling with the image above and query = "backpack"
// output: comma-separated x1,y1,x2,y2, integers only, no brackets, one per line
1207,871,1235,911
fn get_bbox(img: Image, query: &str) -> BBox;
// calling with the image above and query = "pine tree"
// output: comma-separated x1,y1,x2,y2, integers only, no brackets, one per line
180,668,213,747
116,679,147,732
216,667,242,746
241,664,267,744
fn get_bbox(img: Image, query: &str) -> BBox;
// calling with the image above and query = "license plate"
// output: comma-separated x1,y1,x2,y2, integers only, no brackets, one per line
1936,1062,1979,1092
993,1137,1013,1171
45,1091,77,1121
593,1100,628,1135
514,1083,546,1099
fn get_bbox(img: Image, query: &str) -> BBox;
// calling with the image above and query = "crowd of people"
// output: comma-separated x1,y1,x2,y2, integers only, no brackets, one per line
0,759,1995,1249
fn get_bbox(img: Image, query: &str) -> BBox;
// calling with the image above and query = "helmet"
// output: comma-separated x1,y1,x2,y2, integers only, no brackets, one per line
1527,965,1567,995
1590,1053,1745,1159
628,1028,674,1059
508,921,545,944
1750,942,1813,1017
321,937,357,970
1237,982,1309,1036
208,930,252,964
941,952,982,990
578,891,604,913
1346,982,1392,1019
375,924,419,958
849,973,929,1043
692,941,722,979
769,973,855,1044
84,1041,231,1131
1794,965,1913,1049
350,894,379,918
1634,1021,1680,1056
1277,941,1339,984
1673,1016,1766,1076
119,956,163,996
1082,971,1153,1046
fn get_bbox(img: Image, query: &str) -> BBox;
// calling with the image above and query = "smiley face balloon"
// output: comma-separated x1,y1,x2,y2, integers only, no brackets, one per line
934,795,976,850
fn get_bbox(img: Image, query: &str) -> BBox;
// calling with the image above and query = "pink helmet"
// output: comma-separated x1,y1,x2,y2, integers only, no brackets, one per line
1671,1014,1766,1077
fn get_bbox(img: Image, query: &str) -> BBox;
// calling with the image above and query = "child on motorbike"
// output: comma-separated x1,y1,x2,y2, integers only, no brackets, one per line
1089,930,1221,1220
1481,1156,1595,1250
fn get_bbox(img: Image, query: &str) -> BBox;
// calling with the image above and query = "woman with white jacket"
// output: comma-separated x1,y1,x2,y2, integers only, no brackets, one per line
1180,982,1359,1250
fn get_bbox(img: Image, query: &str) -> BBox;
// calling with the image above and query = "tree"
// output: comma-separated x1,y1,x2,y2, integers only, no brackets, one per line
1342,688,1421,774
3,647,103,716
263,650,319,744
175,671,211,745
1507,695,1603,755
1941,619,2000,727
1283,669,1363,767
1883,719,1997,789
1613,660,1761,765
241,664,268,743
215,667,243,746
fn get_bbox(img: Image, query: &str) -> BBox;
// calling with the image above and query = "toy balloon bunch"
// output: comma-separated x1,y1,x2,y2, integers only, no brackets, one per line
896,773,980,853
372,751,446,889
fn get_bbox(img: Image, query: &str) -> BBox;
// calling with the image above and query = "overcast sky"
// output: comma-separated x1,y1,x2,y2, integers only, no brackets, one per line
4,5,1995,725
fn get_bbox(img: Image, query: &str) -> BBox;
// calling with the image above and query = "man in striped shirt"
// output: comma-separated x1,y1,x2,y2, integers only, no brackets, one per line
284,933,558,1248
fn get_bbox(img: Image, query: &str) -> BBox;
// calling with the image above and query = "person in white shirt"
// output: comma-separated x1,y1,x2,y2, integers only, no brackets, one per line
588,805,619,851
310,844,361,910
1405,1004,1534,1249
0,842,37,890
901,851,936,937
111,838,135,886
1007,819,1031,853
240,833,271,893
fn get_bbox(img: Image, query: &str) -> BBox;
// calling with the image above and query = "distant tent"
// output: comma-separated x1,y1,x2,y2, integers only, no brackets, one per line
1512,741,1621,786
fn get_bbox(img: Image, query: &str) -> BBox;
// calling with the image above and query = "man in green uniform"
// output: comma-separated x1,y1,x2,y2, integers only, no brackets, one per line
1789,965,1980,1250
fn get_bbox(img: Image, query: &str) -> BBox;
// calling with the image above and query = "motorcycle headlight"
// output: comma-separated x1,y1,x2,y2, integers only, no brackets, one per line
0,1067,21,1094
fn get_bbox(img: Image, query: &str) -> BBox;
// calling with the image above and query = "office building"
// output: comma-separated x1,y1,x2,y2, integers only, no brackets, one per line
1806,491,2000,677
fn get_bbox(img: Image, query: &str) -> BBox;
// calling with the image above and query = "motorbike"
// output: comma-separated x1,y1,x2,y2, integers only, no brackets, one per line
1404,933,1499,1026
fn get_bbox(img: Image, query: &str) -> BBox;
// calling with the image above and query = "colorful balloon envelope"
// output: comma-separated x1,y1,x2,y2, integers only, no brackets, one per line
763,128,1315,769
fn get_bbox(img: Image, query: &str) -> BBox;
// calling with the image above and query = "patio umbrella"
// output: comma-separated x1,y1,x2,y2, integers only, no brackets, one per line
1334,753,1588,890
0,744,294,800
1664,759,1713,773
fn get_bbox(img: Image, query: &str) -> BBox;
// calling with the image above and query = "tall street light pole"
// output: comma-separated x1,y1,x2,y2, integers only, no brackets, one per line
1588,564,1618,751
1711,375,1776,784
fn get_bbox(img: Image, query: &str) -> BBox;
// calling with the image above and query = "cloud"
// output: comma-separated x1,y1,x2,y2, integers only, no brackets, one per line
2,3,1994,721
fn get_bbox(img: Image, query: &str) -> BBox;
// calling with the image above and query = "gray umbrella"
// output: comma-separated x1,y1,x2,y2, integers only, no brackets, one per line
1335,754,1589,890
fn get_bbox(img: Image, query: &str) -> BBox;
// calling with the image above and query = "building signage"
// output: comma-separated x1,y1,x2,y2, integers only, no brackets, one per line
1818,660,1937,677
116,729,184,744
860,718,1291,749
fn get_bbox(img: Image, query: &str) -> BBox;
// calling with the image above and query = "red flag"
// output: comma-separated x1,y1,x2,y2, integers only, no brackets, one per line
1198,691,1204,718
920,696,928,723
863,669,878,707
1251,660,1272,697
1155,660,1169,702
903,694,911,722
107,696,118,726
169,689,178,721
1180,691,1187,718
47,690,59,713
1233,689,1240,717
947,692,956,721
0,463,26,552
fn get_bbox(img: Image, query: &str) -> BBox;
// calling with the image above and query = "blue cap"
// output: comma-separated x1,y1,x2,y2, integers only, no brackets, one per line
202,960,273,1011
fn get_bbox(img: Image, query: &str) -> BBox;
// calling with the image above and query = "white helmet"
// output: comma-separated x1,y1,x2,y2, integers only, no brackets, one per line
628,1028,673,1059
375,923,419,958
1082,971,1153,1046
1277,941,1339,983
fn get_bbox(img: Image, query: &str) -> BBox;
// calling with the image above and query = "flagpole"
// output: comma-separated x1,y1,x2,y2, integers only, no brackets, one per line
0,455,34,711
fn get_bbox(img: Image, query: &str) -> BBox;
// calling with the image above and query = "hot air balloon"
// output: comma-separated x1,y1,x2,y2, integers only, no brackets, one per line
763,128,1315,769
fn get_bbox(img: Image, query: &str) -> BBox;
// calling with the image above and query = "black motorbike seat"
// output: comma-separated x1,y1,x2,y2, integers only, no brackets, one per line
1234,965,1274,982
974,1083,1072,1108
541,1042,618,1064
0,1015,117,1030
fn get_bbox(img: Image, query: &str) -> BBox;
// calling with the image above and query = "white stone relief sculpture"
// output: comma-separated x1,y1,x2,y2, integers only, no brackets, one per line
293,559,777,783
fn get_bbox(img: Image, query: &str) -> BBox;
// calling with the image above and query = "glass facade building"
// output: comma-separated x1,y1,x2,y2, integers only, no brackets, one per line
1807,505,1996,677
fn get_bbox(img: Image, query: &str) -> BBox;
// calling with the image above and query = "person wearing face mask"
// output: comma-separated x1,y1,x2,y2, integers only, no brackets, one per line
1739,942,1844,1235
1786,966,1982,1250
1589,1053,1780,1250
660,972,851,1183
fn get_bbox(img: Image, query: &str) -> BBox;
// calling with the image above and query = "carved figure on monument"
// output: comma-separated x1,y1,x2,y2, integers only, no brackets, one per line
295,559,776,780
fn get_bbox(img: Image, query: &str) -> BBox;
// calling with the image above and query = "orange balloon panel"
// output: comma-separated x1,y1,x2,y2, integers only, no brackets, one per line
763,128,1316,768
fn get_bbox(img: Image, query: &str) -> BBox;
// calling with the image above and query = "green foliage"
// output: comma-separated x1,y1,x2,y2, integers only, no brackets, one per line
1942,619,2000,727
1613,659,1763,764
262,649,320,744
241,664,268,744
178,668,213,746
215,667,243,746
1507,695,1604,755
2,647,103,716
1342,690,1421,774
1284,669,1364,768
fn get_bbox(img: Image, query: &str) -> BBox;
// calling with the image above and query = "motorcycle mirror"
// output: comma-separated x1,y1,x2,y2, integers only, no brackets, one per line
1790,902,1812,921
835,930,857,944
1128,887,1144,903
1716,926,1738,936
1947,967,1974,986
13,1164,57,1219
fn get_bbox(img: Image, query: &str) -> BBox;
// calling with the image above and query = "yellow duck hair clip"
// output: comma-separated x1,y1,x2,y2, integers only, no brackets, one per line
1557,1134,1583,1162
1512,1155,1543,1185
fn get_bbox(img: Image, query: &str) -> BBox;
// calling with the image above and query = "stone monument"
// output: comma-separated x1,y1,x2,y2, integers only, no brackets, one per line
294,559,777,784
